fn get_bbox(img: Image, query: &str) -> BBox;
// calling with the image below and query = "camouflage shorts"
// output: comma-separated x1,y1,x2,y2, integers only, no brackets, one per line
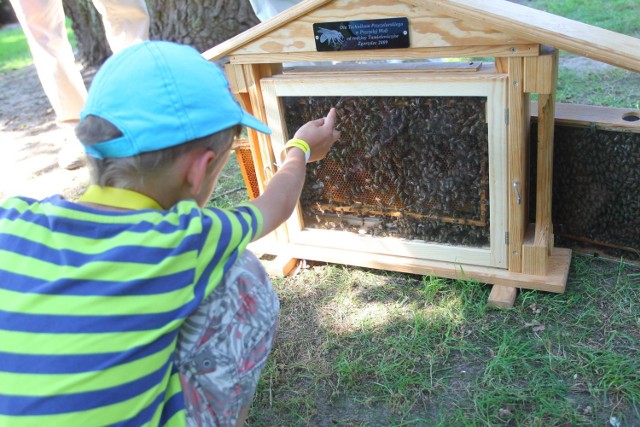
175,251,280,427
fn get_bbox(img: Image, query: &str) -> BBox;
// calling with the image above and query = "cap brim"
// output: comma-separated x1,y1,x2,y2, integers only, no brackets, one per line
241,112,272,135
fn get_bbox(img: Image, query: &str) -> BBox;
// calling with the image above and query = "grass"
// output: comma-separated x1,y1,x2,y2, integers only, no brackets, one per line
0,24,31,73
0,18,77,74
206,151,249,209
535,0,640,37
529,0,640,109
248,257,639,425
555,68,640,109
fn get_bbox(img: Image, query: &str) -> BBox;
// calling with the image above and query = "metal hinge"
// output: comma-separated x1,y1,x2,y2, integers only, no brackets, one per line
505,232,509,244
505,108,509,125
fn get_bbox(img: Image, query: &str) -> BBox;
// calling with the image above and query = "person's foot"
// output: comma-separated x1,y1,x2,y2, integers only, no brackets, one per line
57,127,87,170
57,143,86,170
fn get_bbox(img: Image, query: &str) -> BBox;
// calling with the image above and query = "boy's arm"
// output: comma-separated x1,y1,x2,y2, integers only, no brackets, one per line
249,108,340,241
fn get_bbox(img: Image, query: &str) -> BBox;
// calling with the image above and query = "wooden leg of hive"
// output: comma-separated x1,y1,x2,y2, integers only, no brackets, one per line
487,285,518,308
263,256,300,277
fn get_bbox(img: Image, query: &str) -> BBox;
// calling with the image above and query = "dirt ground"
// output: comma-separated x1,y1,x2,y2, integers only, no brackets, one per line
0,62,96,202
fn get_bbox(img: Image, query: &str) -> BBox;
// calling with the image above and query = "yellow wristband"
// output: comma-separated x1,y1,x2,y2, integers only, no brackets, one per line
284,138,311,163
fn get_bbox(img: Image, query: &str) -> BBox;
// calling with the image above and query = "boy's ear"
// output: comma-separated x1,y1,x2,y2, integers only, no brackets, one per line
185,149,217,195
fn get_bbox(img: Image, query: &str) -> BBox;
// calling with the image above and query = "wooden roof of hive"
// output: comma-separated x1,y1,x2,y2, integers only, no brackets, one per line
203,0,640,73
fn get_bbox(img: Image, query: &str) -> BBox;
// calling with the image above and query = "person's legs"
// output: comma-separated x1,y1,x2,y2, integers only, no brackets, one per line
175,251,279,427
247,0,300,21
91,0,149,54
9,0,87,124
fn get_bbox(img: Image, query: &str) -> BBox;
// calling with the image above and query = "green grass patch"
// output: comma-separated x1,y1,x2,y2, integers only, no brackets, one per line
248,257,640,426
0,24,32,73
0,18,77,74
556,67,640,108
206,150,250,209
536,0,640,37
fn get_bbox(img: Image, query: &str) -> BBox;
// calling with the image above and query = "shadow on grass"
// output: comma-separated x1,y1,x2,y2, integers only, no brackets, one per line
248,256,640,426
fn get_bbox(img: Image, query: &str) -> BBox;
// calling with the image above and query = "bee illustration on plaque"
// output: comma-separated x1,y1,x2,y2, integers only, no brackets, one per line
316,27,345,48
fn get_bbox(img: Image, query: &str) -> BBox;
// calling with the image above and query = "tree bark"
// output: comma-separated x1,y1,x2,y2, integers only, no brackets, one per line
63,0,260,68
149,0,260,53
62,0,111,67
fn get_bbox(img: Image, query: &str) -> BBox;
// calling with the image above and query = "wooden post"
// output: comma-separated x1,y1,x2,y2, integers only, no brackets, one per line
522,48,559,275
488,285,518,308
487,57,529,308
506,56,530,274
242,63,293,246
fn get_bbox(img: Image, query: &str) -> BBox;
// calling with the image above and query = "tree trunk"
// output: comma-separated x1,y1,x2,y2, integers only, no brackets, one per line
62,0,111,67
64,0,260,68
149,0,260,54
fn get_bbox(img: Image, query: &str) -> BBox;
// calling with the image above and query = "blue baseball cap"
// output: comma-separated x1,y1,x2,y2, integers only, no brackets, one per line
81,41,271,159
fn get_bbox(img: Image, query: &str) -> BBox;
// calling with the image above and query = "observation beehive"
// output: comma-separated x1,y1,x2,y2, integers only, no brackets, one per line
260,70,508,270
205,0,640,300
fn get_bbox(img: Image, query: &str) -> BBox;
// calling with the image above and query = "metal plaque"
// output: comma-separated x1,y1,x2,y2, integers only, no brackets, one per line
313,17,409,52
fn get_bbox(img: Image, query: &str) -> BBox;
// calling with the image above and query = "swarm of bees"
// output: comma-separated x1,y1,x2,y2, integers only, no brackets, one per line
532,125,640,261
283,95,491,247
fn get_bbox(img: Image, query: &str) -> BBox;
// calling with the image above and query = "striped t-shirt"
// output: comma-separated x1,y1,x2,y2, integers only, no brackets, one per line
0,195,262,426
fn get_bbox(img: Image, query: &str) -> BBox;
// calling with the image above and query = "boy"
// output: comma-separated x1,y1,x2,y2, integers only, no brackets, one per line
0,41,340,426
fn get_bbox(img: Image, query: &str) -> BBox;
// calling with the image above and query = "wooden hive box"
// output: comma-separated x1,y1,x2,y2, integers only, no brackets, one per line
204,0,640,299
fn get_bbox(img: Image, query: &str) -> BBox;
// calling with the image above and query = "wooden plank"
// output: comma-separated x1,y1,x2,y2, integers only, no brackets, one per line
291,229,496,268
311,203,487,227
284,61,483,75
231,0,534,58
523,47,558,94
506,56,530,273
244,64,277,190
262,70,507,94
423,0,640,73
249,235,300,277
225,63,249,94
522,223,547,275
531,102,640,133
285,243,571,293
494,57,508,73
487,285,518,308
264,255,300,277
236,92,267,195
203,0,334,61
227,44,540,64
244,64,291,244
533,50,559,255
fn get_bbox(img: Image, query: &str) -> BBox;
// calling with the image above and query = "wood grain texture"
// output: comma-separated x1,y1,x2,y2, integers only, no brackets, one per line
232,0,532,56
283,61,483,74
203,0,333,60
204,0,538,62
487,285,518,308
227,44,538,64
531,102,640,133
423,0,640,72
506,57,529,273
206,0,639,73
285,243,571,293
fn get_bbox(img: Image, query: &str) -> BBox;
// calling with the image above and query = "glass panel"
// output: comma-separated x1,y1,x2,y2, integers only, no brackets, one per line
283,96,491,247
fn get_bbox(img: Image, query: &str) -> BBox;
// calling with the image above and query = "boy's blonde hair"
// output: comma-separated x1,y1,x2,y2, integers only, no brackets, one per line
77,115,241,189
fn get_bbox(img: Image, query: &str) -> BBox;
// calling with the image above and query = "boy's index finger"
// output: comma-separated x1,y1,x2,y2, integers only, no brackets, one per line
324,108,337,128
